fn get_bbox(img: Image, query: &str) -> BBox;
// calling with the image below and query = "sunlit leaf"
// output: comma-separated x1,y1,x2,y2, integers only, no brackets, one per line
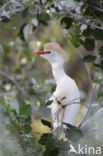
67,33,81,47
19,104,32,117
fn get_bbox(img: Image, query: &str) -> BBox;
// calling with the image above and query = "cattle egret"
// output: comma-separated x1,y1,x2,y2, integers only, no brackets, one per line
33,42,80,129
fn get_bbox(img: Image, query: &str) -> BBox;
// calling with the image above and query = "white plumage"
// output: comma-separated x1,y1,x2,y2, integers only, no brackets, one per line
34,42,80,129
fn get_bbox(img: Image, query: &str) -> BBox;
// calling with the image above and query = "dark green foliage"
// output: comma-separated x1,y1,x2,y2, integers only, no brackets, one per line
47,0,53,3
99,46,103,57
24,124,32,134
37,13,51,25
83,55,96,62
1,16,11,23
1,0,103,155
41,119,53,129
22,8,29,18
18,23,27,41
45,100,53,106
39,133,59,155
93,29,103,40
82,26,93,36
84,38,95,51
0,99,40,155
98,91,103,98
60,17,73,29
51,85,56,93
100,60,103,69
8,123,21,132
19,104,32,117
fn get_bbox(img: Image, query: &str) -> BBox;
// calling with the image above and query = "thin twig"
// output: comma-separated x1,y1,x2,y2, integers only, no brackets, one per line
0,71,26,94
59,3,103,30
79,84,97,128
0,90,17,97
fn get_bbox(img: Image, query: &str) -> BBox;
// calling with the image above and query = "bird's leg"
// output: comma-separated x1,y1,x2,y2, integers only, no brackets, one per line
51,102,64,129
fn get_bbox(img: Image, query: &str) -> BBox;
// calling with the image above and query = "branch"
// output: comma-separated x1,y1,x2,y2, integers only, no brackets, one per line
0,71,26,94
79,84,97,128
81,107,103,133
0,0,24,21
60,3,103,30
0,90,17,97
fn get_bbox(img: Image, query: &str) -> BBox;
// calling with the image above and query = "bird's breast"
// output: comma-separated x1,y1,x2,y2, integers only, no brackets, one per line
53,78,80,105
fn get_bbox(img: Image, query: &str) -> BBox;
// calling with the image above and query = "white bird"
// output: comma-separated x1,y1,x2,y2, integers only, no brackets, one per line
34,42,80,129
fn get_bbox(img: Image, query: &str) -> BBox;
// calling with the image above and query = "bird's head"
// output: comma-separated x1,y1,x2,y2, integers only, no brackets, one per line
33,42,68,65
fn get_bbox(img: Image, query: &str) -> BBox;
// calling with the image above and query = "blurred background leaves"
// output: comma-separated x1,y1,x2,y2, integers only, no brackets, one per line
0,0,103,155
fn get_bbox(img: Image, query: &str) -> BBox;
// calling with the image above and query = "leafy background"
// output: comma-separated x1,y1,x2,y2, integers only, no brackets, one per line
0,0,103,155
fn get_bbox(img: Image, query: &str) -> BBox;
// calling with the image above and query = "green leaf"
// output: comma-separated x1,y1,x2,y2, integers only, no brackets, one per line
40,76,45,84
18,23,27,41
61,97,66,101
99,46,103,57
19,104,32,117
39,133,53,145
57,100,61,105
29,137,35,143
22,8,29,18
8,123,20,132
98,91,103,98
1,16,11,23
63,123,83,142
37,13,50,25
47,0,53,3
46,137,57,150
94,63,100,68
39,133,57,153
45,100,53,106
84,38,95,51
100,60,103,69
60,17,73,29
83,55,96,62
24,124,32,134
93,29,103,40
67,33,80,47
41,119,53,129
61,105,67,109
93,79,102,84
82,26,93,36
51,85,56,93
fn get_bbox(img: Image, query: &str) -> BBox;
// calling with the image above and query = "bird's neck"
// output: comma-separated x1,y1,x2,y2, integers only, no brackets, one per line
51,62,67,85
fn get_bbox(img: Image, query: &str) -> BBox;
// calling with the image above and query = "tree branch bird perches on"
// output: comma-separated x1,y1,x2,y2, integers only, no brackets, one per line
33,42,80,129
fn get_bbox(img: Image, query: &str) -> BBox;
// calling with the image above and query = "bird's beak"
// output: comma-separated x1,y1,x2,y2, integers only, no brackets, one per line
33,51,51,55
